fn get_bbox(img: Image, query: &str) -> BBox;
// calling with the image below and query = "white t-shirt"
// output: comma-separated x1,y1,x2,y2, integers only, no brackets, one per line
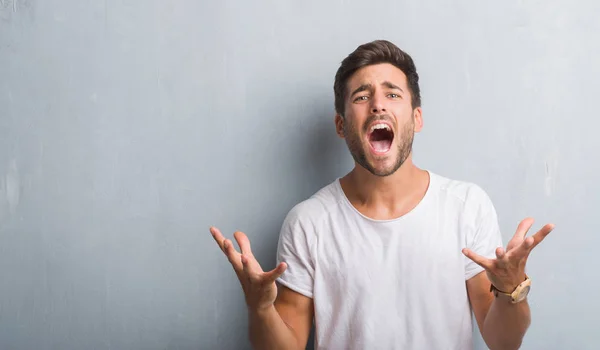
275,171,503,350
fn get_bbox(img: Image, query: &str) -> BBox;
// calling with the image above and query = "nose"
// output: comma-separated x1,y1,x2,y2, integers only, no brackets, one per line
370,94,387,114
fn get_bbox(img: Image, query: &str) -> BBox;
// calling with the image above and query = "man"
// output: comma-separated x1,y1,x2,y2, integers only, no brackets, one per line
210,40,554,349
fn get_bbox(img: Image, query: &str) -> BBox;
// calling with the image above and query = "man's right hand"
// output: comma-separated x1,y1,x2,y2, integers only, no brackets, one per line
210,226,287,312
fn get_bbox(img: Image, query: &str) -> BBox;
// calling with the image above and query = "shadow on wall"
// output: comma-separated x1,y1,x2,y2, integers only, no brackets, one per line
297,102,349,192
262,97,349,255
249,87,347,238
258,99,347,350
289,102,348,350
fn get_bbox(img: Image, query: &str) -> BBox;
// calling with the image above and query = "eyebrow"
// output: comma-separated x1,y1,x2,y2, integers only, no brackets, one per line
382,81,404,92
350,81,404,97
350,84,372,98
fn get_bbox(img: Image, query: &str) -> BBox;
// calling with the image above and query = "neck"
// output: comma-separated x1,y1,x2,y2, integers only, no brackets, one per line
340,155,430,219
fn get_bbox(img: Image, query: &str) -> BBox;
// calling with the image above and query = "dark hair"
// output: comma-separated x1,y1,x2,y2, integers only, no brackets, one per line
333,40,421,116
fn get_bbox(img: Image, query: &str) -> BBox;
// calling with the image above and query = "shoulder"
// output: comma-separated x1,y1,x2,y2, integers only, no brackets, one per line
280,179,344,234
429,171,496,214
283,179,343,224
277,180,343,255
429,171,503,247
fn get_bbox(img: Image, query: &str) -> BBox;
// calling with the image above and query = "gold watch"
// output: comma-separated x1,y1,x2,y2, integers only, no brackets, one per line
490,276,531,304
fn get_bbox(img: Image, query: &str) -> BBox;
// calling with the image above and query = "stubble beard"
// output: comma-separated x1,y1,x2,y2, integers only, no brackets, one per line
343,114,415,177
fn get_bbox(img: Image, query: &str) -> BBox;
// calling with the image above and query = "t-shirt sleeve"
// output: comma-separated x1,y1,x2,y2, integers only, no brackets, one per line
275,205,317,298
464,186,504,280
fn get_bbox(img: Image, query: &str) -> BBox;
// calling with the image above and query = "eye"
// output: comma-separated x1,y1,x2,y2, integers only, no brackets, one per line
354,95,369,102
388,93,400,98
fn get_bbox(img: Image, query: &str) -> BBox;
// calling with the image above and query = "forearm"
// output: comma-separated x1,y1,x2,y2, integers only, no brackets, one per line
248,305,302,350
482,297,531,350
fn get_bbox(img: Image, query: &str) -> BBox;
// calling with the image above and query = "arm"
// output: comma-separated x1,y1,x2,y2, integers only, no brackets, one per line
210,227,314,350
249,285,314,350
468,272,530,350
464,218,554,350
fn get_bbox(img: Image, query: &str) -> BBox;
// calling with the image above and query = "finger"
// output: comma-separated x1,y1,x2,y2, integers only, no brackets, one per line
528,223,555,250
223,238,243,272
462,248,495,270
506,238,532,262
511,223,555,260
512,224,554,259
509,218,534,246
234,231,253,257
235,232,266,274
494,247,511,268
241,253,266,279
241,254,258,280
263,262,288,284
209,226,226,251
495,247,506,260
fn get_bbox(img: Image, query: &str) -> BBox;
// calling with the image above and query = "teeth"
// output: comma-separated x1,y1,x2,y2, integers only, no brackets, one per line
370,123,391,133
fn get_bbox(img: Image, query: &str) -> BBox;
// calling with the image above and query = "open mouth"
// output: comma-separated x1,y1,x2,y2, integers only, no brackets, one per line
368,123,394,154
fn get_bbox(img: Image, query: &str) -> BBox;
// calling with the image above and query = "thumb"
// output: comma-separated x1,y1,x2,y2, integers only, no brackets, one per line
263,262,287,284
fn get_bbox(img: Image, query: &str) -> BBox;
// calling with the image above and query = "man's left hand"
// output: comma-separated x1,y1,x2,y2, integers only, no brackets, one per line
463,218,555,293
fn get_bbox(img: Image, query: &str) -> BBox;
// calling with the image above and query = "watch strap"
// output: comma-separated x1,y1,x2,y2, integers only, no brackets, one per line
490,275,531,303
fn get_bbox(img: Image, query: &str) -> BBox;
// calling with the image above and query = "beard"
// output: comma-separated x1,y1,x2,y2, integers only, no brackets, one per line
343,114,415,177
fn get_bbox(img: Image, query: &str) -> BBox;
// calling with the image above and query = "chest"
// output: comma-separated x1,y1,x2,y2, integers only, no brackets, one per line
313,217,466,294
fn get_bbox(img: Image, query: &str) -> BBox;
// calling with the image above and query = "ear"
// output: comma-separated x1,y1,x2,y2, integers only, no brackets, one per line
413,107,423,133
335,114,345,138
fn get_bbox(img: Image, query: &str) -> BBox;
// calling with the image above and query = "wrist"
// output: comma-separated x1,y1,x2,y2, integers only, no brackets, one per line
491,275,531,304
493,274,528,294
249,304,276,318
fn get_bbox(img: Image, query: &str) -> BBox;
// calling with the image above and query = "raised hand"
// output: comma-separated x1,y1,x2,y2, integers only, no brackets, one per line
463,218,555,293
210,226,287,311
